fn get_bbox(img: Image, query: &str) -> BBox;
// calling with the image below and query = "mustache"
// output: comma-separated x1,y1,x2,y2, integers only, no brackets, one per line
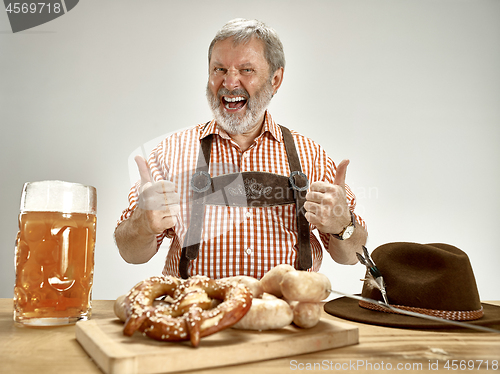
216,88,250,100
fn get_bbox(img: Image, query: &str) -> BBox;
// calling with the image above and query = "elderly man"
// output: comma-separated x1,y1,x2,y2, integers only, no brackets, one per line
115,18,367,279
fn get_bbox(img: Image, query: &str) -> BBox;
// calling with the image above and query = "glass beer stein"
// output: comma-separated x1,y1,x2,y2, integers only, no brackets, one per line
14,180,97,326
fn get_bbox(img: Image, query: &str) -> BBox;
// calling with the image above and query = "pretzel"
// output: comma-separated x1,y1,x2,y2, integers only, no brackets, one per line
120,275,252,347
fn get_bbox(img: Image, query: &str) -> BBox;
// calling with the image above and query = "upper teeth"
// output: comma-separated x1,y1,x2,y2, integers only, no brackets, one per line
225,97,245,102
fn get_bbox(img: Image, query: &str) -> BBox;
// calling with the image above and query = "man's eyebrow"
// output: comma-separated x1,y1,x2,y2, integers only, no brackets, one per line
211,61,255,68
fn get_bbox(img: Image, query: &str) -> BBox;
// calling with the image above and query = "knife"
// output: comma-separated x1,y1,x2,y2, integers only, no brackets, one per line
327,288,500,334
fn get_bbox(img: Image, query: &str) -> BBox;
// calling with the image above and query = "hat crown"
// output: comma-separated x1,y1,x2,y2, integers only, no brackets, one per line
362,242,482,312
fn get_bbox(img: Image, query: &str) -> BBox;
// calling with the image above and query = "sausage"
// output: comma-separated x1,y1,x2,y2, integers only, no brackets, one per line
259,264,295,298
280,270,331,302
289,301,322,328
261,292,278,300
114,294,127,322
232,298,294,330
223,275,264,299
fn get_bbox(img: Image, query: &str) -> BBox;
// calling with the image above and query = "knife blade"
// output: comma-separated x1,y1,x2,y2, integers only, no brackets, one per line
327,288,500,334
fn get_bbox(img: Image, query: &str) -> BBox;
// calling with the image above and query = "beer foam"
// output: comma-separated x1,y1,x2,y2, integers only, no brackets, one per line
21,180,97,214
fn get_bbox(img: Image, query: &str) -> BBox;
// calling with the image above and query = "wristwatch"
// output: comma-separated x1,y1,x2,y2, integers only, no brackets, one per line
331,212,355,240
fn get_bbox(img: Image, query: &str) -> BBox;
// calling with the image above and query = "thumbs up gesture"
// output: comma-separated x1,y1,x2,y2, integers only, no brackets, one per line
135,155,180,234
304,159,352,234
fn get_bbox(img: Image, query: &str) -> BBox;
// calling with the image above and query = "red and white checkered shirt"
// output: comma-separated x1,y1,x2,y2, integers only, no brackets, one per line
118,112,365,279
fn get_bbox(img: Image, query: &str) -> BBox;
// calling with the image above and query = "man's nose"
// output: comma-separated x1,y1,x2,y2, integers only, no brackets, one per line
223,69,241,91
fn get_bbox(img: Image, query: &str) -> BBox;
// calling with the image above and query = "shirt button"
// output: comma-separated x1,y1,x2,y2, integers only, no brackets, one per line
245,212,252,219
245,248,252,255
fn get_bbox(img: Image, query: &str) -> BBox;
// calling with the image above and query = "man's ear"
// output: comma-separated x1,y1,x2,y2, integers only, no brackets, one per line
271,67,284,95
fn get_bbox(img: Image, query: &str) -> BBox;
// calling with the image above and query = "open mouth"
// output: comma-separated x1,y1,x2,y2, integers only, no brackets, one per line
222,96,248,111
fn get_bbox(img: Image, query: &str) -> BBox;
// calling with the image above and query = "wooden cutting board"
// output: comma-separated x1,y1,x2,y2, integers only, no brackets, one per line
75,317,358,374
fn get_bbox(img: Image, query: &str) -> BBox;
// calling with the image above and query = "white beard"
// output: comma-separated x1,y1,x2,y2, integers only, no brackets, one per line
206,81,274,135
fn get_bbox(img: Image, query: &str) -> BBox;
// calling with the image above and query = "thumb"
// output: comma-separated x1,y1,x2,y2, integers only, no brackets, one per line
135,155,152,186
333,159,350,187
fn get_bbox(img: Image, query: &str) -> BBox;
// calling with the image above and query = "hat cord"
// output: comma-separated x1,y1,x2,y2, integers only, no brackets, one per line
358,300,484,321
328,288,499,334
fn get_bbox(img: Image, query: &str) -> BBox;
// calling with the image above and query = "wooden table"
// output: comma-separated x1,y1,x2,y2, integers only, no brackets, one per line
1,299,499,373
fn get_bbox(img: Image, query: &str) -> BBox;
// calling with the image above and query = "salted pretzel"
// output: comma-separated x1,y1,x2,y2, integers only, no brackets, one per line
120,275,252,347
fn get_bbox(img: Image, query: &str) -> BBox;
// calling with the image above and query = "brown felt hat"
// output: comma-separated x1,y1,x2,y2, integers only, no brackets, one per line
324,242,500,330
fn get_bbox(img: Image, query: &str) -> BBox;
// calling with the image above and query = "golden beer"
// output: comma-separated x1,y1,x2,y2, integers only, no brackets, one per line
13,181,97,326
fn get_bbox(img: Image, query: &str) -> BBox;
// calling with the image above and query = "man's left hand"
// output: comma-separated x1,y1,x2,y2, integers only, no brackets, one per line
304,159,352,234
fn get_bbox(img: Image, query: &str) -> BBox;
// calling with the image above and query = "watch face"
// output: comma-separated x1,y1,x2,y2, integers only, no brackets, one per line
342,225,355,240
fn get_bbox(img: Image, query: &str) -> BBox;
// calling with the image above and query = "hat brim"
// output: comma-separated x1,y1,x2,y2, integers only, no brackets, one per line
324,297,500,331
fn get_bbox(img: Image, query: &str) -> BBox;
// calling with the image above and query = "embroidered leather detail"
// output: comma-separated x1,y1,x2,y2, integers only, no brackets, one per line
228,178,273,199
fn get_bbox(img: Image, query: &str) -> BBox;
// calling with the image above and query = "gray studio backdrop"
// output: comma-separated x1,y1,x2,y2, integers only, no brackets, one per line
1,0,499,301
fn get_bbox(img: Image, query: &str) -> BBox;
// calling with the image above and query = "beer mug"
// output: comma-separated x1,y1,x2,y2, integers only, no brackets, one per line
14,180,97,326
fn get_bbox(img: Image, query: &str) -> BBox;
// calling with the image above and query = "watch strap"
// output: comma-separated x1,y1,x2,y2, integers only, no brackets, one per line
331,211,355,240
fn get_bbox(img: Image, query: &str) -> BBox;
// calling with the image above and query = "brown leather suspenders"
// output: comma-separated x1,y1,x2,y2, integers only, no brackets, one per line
281,126,312,271
179,126,311,279
179,134,213,278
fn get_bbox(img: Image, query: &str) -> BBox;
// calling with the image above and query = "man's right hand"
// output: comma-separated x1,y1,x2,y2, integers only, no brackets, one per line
134,155,180,235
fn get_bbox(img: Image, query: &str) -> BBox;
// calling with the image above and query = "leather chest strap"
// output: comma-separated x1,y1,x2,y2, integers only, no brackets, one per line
280,126,312,270
180,126,312,278
179,134,213,279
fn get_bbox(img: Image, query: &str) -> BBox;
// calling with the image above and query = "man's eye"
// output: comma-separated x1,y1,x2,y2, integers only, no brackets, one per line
242,69,253,73
214,67,226,73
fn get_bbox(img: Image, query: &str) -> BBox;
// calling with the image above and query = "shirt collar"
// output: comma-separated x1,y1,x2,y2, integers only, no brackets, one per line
199,111,283,143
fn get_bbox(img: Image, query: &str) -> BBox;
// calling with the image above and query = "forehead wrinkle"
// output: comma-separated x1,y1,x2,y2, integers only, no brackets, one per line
212,37,265,60
238,62,254,68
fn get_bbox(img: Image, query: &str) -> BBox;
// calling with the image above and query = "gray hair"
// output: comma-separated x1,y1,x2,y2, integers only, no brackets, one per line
208,19,286,76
